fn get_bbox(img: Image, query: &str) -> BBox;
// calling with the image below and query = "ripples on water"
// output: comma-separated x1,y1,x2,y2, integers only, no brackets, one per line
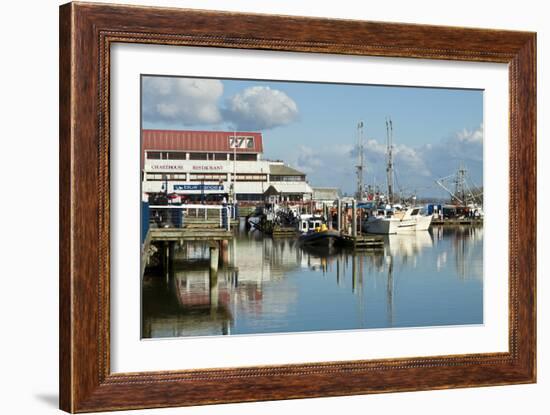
141,225,483,338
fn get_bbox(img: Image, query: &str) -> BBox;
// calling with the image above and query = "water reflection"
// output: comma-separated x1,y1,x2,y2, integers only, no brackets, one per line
142,225,483,338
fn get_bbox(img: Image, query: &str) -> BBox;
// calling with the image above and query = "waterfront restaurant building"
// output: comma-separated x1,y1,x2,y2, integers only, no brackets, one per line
141,130,313,203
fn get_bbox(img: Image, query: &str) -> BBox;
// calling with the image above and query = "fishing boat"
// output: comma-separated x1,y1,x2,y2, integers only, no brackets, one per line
435,164,484,219
298,223,341,247
409,206,433,231
356,118,434,234
297,214,325,234
363,205,432,234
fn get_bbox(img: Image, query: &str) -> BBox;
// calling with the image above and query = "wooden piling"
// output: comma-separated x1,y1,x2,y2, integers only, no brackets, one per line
219,239,229,266
352,199,357,237
164,242,170,282
337,199,342,231
209,244,219,275
352,253,357,293
209,269,219,315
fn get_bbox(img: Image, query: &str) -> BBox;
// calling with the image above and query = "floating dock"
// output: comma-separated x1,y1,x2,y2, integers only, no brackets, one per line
431,218,483,226
339,234,384,250
271,226,298,238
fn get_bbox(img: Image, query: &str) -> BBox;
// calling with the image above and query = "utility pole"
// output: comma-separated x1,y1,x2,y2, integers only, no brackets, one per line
385,117,394,204
229,130,237,204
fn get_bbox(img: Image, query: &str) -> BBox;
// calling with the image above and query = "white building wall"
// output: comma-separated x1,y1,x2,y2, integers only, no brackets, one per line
143,159,312,197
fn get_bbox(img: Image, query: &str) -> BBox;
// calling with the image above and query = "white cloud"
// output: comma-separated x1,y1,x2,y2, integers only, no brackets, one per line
143,80,300,131
364,139,431,177
294,145,323,173
142,77,223,126
223,86,299,130
456,124,483,144
432,124,484,163
291,126,483,197
394,144,432,177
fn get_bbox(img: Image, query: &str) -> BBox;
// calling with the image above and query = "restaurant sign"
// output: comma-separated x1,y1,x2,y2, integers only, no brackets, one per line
173,184,224,191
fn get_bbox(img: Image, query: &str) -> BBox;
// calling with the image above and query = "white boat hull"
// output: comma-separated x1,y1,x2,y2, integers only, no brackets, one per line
365,218,416,234
414,214,433,231
364,215,432,234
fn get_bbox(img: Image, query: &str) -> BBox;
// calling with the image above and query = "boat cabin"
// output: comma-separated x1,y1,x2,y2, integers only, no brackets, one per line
298,214,325,233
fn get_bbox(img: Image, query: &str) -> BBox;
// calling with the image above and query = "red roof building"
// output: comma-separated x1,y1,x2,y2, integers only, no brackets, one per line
142,129,263,153
140,129,313,202
141,130,264,167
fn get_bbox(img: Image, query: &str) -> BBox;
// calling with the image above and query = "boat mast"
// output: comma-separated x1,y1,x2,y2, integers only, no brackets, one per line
436,163,483,207
385,117,394,204
436,173,463,205
356,121,365,201
454,163,467,205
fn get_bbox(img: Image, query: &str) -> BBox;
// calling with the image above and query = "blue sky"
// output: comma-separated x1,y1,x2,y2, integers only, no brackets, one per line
142,75,483,198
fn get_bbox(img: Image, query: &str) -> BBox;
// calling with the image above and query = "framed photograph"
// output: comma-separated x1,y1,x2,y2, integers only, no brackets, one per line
59,2,536,412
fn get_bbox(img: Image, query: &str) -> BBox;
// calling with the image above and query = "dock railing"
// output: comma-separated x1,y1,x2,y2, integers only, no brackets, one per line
148,203,233,231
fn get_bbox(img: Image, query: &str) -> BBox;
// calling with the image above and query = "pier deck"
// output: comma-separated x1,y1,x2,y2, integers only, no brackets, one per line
431,218,483,226
271,226,298,238
149,227,233,242
183,217,239,228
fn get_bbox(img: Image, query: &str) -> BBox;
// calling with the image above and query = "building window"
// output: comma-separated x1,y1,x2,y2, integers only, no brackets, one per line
146,173,186,181
213,153,228,160
238,153,257,161
190,173,227,181
228,153,258,161
236,193,263,201
167,152,186,160
236,174,267,181
189,153,208,160
270,175,305,182
146,151,162,160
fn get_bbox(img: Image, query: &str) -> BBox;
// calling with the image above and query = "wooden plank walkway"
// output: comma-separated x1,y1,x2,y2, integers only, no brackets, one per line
431,218,483,226
149,227,233,242
271,226,297,238
183,218,239,228
183,219,221,229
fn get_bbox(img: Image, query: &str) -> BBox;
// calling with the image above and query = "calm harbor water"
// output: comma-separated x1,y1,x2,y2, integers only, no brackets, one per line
141,225,483,338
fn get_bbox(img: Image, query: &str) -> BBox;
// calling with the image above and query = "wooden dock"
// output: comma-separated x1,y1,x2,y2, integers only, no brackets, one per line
183,218,220,229
143,204,237,280
149,227,233,242
431,218,483,226
271,226,297,238
143,228,233,280
338,234,384,250
183,217,239,229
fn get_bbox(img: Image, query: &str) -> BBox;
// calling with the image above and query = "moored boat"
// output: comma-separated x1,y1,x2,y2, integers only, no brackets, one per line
363,206,432,234
298,224,341,247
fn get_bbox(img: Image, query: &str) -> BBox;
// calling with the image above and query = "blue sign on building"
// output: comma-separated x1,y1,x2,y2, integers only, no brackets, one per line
173,184,224,191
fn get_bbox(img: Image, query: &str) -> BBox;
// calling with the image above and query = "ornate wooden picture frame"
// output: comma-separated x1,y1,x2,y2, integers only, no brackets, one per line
59,2,536,412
